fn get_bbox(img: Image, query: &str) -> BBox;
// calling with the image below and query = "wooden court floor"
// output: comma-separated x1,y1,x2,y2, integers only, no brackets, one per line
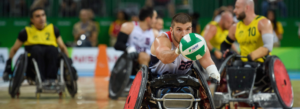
0,77,299,109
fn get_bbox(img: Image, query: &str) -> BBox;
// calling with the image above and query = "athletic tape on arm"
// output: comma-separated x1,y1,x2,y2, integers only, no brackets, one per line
262,33,274,52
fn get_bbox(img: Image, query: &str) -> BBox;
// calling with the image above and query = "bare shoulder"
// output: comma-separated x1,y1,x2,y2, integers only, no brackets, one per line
258,18,272,29
156,32,171,46
152,29,160,38
120,22,134,35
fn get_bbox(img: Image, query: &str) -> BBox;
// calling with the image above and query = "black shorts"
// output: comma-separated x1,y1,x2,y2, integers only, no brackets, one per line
25,45,59,81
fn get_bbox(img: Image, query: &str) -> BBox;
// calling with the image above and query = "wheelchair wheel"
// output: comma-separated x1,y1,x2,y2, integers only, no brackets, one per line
109,53,133,99
124,65,148,109
61,53,77,98
9,53,28,98
267,56,293,109
192,61,216,109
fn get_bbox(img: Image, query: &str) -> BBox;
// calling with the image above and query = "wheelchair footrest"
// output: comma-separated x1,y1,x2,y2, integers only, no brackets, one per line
37,83,65,93
226,67,256,91
253,93,282,108
152,93,200,109
214,92,282,108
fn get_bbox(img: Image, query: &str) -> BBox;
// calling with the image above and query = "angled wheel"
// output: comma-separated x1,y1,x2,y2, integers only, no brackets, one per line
9,53,28,98
193,61,216,109
109,53,133,99
124,65,148,109
61,52,77,98
267,56,293,109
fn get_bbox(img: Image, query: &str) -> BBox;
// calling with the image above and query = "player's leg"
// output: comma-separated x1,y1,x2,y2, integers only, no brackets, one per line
44,46,59,80
138,52,150,66
29,45,46,81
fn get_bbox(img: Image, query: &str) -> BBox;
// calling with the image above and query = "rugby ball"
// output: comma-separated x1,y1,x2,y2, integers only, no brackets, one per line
179,33,207,60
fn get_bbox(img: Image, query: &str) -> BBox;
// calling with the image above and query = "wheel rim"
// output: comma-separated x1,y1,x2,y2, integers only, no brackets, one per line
273,59,293,107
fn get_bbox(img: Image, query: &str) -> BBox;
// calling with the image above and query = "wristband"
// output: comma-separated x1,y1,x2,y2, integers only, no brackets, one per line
211,48,216,53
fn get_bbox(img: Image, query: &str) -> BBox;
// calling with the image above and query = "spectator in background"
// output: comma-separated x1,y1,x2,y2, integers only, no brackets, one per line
152,17,164,34
60,0,77,17
81,0,102,16
73,9,98,47
108,11,129,46
10,0,28,17
145,0,175,17
298,24,300,39
267,10,284,47
261,0,287,17
191,13,201,34
87,8,100,35
30,0,49,10
131,14,139,22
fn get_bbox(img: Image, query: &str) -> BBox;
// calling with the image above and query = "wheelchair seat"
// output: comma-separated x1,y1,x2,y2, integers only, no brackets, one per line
150,74,200,90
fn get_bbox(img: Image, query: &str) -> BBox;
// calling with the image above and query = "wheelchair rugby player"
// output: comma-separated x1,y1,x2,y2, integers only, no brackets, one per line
2,7,78,98
124,13,220,109
213,0,293,108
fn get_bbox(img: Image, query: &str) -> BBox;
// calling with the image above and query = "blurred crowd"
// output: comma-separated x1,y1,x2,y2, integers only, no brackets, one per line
1,0,297,47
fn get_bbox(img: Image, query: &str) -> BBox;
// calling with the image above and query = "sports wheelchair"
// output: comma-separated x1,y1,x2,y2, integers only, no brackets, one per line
9,52,78,98
124,61,216,109
213,54,293,109
109,53,141,99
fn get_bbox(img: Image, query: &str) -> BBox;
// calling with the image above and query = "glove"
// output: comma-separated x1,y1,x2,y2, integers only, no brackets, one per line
175,46,181,55
206,65,220,83
3,59,12,81
126,46,137,54
209,72,220,83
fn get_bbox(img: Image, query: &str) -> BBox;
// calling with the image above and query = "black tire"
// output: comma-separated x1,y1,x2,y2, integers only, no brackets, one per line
61,53,77,98
109,53,132,99
9,53,28,98
192,61,216,109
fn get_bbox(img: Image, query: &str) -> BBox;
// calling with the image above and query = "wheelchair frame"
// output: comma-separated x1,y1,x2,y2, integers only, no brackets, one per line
125,61,216,109
213,54,293,109
8,52,77,98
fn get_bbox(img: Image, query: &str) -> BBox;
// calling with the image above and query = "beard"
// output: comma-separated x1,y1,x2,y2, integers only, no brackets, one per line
237,11,246,20
172,31,181,44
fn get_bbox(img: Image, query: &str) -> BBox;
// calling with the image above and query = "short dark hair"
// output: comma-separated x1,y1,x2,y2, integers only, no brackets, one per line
171,13,192,27
138,7,154,21
30,7,45,18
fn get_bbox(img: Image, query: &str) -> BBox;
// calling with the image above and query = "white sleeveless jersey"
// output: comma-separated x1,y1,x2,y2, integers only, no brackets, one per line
127,21,155,54
149,31,193,75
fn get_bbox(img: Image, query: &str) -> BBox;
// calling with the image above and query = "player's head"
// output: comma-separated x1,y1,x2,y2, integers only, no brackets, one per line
153,17,164,31
219,11,233,30
234,0,255,20
170,13,192,44
139,7,157,28
30,7,46,29
79,9,90,22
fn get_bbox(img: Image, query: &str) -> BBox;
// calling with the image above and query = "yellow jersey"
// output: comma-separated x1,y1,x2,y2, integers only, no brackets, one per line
235,15,266,62
24,24,58,47
201,21,228,50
